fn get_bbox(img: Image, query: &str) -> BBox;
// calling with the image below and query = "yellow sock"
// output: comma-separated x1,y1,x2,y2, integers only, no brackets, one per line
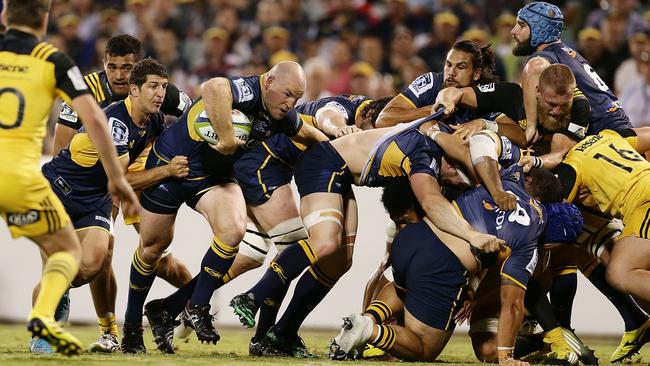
32,252,78,319
98,313,118,336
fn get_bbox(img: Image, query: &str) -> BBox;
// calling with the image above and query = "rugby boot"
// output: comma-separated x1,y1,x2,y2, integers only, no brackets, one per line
182,304,220,344
144,299,176,353
329,314,373,360
88,332,120,353
610,318,650,363
121,322,146,354
541,327,579,366
27,312,83,356
230,292,258,328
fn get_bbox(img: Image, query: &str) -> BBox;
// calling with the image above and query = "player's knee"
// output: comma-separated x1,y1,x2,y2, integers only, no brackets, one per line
214,217,247,245
471,335,497,362
606,262,629,293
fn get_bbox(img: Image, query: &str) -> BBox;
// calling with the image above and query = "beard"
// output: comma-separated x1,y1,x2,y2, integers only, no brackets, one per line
512,37,537,56
538,110,571,133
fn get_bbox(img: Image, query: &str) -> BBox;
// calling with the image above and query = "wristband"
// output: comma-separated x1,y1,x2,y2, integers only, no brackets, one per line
497,346,515,361
426,125,441,140
532,156,544,168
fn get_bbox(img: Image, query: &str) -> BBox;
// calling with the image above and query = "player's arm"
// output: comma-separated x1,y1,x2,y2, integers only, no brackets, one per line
52,123,77,156
468,131,517,210
627,127,650,154
125,155,189,190
375,94,432,128
291,120,329,146
200,77,244,155
314,105,359,137
522,56,551,143
423,124,478,183
409,173,502,252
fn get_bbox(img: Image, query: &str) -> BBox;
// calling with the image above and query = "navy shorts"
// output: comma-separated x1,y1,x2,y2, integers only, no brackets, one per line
141,153,236,214
234,143,294,206
47,180,112,232
294,141,353,198
391,220,468,331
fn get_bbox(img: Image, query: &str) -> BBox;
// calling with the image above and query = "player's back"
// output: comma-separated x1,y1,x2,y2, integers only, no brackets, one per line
563,130,650,218
0,30,86,170
534,43,630,133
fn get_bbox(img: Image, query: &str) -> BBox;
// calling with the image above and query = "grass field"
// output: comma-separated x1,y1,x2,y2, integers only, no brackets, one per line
0,324,648,365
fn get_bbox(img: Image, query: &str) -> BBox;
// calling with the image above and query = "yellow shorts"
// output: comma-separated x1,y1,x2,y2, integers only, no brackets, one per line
0,169,70,238
122,145,150,225
622,201,650,239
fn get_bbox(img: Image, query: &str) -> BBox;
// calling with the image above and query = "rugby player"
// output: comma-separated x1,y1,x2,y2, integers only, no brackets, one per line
39,58,184,352
0,0,138,355
143,94,390,354
376,40,525,146
29,34,192,354
121,61,327,354
511,1,632,144
329,163,582,365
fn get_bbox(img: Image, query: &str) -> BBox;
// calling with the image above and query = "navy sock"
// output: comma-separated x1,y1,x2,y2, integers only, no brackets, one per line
550,267,577,329
524,277,558,331
275,267,333,336
162,275,198,318
253,285,289,342
587,263,648,331
249,240,317,307
189,237,238,306
124,250,159,324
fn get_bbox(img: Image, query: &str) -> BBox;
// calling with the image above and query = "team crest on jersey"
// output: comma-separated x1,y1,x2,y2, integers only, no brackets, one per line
108,117,129,146
478,83,495,92
7,210,39,226
500,136,513,160
483,200,496,211
233,78,254,103
561,46,577,58
408,73,434,97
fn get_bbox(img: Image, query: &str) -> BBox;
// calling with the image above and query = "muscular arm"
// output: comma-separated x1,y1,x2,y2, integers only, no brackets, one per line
522,57,551,142
200,77,236,144
497,283,526,364
410,173,481,242
291,121,329,146
375,94,432,128
538,133,576,170
52,123,77,156
126,166,171,191
495,115,526,147
315,106,349,137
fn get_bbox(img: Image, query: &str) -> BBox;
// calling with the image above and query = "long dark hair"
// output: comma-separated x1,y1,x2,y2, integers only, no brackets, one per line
452,40,498,85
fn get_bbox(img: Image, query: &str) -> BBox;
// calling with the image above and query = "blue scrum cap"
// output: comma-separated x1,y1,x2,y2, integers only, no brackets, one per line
517,2,564,47
543,202,583,245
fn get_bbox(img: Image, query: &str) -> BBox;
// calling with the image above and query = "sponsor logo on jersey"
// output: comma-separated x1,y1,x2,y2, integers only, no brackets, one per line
324,101,349,119
408,73,434,98
429,157,439,176
7,210,39,226
94,215,111,225
233,78,254,103
567,122,586,139
67,66,87,91
478,83,496,92
0,63,28,73
574,134,603,152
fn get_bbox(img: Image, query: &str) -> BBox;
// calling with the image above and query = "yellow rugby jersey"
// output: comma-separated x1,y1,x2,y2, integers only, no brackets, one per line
557,129,649,218
0,29,89,168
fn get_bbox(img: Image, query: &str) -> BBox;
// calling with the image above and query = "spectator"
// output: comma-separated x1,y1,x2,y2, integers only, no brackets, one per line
349,61,377,97
418,12,459,72
577,28,612,88
615,28,650,94
298,57,332,104
620,50,650,127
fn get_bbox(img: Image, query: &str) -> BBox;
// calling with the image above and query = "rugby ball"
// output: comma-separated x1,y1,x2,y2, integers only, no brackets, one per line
194,109,252,145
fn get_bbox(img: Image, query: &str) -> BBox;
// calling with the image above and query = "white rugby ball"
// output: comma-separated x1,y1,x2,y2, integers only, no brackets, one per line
194,109,252,145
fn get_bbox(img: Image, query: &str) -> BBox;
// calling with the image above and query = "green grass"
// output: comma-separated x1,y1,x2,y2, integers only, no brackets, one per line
0,324,647,365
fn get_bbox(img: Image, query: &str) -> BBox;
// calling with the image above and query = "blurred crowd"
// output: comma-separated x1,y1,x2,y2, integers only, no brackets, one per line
6,0,650,150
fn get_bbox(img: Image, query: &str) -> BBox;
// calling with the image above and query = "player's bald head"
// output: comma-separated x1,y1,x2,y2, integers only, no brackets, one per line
3,0,51,30
263,61,306,120
267,61,307,90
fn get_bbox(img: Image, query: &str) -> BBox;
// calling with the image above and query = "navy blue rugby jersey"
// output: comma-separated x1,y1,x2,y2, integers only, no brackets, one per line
453,164,545,288
151,74,303,178
44,98,164,203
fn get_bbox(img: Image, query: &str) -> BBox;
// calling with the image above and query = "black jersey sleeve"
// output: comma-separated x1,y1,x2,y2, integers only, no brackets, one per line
49,51,90,104
562,93,591,141
473,82,525,123
161,83,192,117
